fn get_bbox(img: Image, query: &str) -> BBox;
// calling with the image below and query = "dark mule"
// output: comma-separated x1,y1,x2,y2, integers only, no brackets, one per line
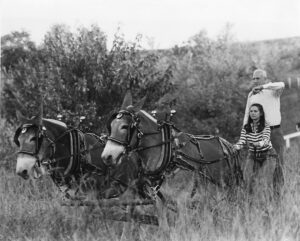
14,111,139,200
101,92,243,204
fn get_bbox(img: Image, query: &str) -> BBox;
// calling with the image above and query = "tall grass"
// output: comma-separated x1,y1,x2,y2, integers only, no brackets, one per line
1,118,300,241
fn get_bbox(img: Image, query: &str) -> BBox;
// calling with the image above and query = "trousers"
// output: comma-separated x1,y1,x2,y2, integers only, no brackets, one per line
243,148,283,204
270,127,285,166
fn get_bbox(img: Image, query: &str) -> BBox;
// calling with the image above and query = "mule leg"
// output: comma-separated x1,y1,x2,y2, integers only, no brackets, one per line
120,205,132,241
155,196,166,225
119,204,142,241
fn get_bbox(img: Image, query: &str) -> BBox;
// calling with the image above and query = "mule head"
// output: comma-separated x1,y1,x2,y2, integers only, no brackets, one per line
101,91,147,166
15,110,48,179
101,91,165,172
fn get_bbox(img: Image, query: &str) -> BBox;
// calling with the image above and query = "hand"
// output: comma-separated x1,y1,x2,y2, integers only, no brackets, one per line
233,144,241,150
252,85,263,95
252,142,261,147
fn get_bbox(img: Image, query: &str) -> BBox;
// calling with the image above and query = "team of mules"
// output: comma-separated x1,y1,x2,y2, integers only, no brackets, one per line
14,92,282,226
14,111,139,200
102,92,243,201
14,110,158,225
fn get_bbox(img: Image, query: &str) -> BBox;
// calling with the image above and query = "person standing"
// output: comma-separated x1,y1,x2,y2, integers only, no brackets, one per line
243,69,285,166
235,103,281,198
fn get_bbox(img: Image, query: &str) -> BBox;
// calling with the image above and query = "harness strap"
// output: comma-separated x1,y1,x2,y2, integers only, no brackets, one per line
107,136,128,146
190,137,205,161
176,151,225,165
50,130,107,197
142,131,161,136
63,129,107,177
48,131,104,168
82,162,106,176
132,140,172,152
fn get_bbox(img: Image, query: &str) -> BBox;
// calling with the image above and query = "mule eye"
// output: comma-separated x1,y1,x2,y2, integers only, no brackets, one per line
30,136,37,142
116,113,123,119
121,125,129,130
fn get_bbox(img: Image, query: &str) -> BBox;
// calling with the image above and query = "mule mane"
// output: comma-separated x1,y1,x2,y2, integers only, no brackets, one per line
43,118,67,128
140,110,157,124
42,118,68,138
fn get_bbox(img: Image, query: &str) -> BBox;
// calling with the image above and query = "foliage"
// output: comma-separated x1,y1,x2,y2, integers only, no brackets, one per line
1,143,300,240
0,118,16,170
164,30,255,140
1,25,299,139
1,25,174,133
1,31,37,71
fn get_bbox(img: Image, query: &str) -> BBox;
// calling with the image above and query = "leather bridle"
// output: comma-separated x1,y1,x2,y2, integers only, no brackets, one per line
107,110,169,153
14,124,75,170
14,124,55,167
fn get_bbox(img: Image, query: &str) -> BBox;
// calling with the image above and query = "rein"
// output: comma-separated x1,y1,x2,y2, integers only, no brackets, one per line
108,110,229,169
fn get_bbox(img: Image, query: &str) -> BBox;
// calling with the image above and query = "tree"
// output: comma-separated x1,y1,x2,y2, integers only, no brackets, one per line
1,25,174,133
1,31,37,71
1,31,41,120
165,30,255,141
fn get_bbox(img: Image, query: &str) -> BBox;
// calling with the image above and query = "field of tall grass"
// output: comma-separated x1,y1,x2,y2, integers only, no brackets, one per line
1,118,300,241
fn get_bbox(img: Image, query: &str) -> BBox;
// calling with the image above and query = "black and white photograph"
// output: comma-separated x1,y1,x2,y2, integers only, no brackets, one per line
1,0,300,240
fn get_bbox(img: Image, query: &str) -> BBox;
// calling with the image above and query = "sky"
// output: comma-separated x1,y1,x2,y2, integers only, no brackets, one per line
1,0,300,49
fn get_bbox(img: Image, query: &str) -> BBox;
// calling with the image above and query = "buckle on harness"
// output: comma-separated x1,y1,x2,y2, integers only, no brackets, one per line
151,185,160,193
147,185,160,200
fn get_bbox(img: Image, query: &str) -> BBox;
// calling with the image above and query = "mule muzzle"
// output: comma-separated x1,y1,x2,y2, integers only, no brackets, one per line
102,152,124,167
16,153,43,180
102,154,113,166
101,140,126,166
17,169,30,180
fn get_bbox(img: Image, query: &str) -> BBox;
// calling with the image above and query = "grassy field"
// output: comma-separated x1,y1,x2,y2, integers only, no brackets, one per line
1,119,300,241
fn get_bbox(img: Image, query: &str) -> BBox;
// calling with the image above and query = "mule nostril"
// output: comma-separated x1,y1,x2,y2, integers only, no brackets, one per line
17,169,29,179
104,155,112,166
22,170,28,176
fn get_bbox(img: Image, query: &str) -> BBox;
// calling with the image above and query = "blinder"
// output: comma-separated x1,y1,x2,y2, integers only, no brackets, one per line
14,124,37,146
14,127,22,147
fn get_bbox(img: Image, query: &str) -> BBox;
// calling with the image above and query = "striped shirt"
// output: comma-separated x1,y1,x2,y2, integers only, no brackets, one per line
236,123,272,152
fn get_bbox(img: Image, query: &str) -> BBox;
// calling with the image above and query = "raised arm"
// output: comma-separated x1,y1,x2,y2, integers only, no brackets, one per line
252,81,285,96
262,82,285,91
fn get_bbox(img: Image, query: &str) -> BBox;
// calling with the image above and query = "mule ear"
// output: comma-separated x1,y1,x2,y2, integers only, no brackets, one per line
121,91,133,110
16,110,28,124
133,96,146,112
33,112,43,126
32,102,43,126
